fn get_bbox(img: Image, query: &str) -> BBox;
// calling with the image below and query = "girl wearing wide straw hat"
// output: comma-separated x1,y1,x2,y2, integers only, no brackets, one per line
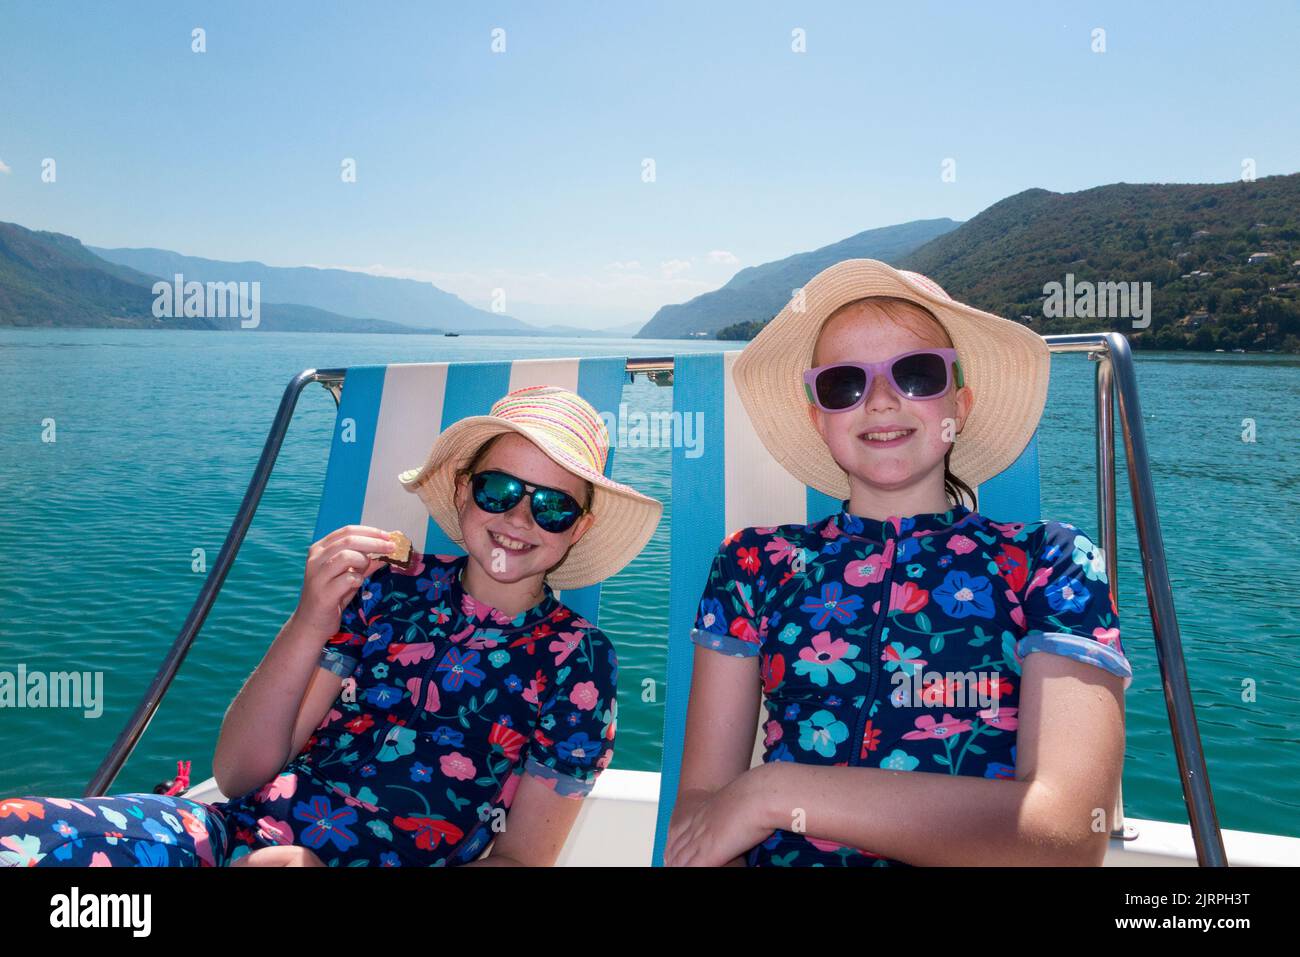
1,386,662,868
665,260,1133,867
219,385,662,865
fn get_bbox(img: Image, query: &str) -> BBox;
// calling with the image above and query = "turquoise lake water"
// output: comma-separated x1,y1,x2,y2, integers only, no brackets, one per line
1,328,1297,840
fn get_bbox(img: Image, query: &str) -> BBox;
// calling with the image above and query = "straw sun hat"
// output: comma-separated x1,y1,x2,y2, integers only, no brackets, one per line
398,385,662,591
731,259,1050,500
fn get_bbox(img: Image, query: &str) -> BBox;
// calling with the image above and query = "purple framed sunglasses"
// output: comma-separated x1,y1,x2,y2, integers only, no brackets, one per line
803,348,964,412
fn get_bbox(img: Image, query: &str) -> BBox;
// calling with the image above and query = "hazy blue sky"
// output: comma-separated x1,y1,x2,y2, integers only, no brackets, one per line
2,1,1296,329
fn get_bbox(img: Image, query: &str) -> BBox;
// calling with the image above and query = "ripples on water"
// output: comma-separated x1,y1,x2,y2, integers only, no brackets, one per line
1,330,1297,839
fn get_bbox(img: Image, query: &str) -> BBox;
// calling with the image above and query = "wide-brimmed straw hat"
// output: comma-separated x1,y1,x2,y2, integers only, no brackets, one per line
731,259,1050,499
398,384,662,590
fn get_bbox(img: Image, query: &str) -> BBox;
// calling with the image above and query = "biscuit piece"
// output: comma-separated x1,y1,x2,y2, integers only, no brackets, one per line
374,530,413,570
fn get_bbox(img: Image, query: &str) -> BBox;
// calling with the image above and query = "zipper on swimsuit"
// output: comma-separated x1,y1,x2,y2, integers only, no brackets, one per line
848,528,897,768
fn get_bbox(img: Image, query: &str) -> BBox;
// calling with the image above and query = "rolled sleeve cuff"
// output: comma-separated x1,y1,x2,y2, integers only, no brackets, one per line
1016,631,1133,689
690,627,761,658
318,648,359,679
522,756,596,799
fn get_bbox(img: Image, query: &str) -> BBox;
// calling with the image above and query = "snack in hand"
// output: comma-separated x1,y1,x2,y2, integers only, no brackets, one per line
372,530,413,570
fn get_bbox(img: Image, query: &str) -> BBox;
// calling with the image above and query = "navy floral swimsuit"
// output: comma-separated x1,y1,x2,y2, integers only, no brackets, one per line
690,501,1132,867
0,552,618,866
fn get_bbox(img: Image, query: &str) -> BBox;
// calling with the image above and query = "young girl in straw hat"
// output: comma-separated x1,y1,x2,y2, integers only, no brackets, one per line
664,260,1132,867
1,385,661,867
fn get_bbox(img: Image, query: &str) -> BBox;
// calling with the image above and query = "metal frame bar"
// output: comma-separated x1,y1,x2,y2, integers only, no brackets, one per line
84,338,1226,866
83,368,346,797
1091,344,1135,841
1046,333,1224,865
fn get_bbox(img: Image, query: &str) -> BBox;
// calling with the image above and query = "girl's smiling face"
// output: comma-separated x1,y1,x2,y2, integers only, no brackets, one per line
453,432,596,587
807,297,975,516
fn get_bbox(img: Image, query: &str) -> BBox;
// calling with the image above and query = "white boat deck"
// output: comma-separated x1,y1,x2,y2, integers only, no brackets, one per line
183,768,1300,866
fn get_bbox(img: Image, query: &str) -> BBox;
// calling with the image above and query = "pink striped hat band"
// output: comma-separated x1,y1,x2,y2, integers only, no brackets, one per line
486,387,610,475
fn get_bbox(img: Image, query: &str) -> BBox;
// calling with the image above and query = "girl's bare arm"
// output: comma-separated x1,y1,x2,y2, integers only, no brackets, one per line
211,615,338,798
744,652,1126,865
465,772,586,867
211,526,392,798
666,645,763,865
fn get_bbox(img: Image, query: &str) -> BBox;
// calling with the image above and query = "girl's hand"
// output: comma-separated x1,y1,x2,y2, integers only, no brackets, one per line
291,525,395,639
664,770,773,867
229,845,326,867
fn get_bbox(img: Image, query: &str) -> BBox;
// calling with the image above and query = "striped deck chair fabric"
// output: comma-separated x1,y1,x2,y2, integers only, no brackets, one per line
312,356,630,625
651,350,1043,865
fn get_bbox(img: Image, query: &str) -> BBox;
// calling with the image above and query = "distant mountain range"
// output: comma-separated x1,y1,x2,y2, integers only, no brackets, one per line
894,176,1300,352
706,174,1300,353
89,245,530,334
0,223,185,328
7,172,1299,351
1,222,420,333
0,224,636,336
0,222,454,333
636,219,960,339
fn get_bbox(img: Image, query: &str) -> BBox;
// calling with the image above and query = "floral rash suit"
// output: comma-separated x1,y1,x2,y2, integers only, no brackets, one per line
0,553,617,867
690,501,1132,867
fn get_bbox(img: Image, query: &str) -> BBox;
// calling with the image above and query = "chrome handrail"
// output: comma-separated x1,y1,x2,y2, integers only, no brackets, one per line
84,368,346,797
1046,332,1225,865
1092,345,1137,841
85,341,1227,866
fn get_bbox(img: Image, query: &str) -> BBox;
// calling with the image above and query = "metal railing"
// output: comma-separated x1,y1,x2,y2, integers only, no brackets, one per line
83,368,346,798
1050,333,1224,864
84,337,1226,865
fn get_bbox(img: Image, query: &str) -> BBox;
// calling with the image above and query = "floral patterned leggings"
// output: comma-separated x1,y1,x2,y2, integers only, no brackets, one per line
0,793,234,867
